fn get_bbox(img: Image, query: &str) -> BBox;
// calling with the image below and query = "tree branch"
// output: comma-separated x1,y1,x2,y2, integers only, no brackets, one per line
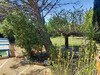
57,2,78,6
43,0,59,18
20,0,30,5
40,0,45,8
41,2,51,12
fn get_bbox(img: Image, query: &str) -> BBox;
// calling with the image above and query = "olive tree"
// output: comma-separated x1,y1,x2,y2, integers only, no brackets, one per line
48,9,83,48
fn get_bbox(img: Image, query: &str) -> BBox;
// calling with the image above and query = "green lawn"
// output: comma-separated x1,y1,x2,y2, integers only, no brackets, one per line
50,36,86,47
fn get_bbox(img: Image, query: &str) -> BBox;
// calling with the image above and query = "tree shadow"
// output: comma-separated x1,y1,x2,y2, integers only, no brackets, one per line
57,46,82,59
10,64,20,69
58,46,80,52
10,60,28,69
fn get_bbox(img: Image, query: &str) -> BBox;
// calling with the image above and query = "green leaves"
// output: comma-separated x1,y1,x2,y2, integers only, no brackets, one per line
47,9,84,36
82,9,96,41
1,10,43,58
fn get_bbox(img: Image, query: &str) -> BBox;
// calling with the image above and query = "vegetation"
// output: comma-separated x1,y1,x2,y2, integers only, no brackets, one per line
47,7,98,75
49,39,98,75
0,0,100,75
0,10,43,60
0,0,63,56
4,0,77,56
93,0,100,28
47,9,84,48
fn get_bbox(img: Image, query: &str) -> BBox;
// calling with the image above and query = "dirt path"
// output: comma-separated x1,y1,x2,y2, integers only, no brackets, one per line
0,57,52,75
0,57,29,75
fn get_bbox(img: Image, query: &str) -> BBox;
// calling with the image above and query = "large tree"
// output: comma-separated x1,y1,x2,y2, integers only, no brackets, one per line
8,0,77,54
0,0,78,56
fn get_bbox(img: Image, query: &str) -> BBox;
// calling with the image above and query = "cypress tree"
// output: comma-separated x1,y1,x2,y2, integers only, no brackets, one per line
93,0,100,29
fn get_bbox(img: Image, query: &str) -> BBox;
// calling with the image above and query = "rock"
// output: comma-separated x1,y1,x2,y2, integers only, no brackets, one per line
21,65,52,75
44,60,52,66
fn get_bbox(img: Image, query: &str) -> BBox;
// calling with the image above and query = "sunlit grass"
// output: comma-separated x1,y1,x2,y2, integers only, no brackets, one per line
50,36,86,47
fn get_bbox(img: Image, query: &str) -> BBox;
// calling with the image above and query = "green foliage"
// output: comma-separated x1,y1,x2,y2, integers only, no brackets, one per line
93,0,100,27
49,38,98,75
93,32,100,42
82,9,95,41
47,10,69,36
1,10,43,59
47,9,84,36
82,9,100,42
83,10,93,28
93,0,100,42
82,9,93,32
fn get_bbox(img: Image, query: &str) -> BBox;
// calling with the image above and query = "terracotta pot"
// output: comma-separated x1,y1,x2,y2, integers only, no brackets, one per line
96,51,100,75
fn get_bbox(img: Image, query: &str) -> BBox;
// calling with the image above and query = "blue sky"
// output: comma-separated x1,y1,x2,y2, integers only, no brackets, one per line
45,0,94,23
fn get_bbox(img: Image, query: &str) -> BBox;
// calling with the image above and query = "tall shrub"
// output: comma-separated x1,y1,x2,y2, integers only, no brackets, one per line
1,10,43,59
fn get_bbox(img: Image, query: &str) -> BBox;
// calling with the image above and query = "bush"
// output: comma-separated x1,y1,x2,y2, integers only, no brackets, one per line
48,40,98,75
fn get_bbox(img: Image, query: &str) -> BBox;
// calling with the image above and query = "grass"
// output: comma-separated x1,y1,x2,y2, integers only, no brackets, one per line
50,36,86,47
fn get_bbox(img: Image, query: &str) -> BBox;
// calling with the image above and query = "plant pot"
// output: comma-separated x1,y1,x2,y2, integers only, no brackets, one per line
96,61,100,75
96,51,100,75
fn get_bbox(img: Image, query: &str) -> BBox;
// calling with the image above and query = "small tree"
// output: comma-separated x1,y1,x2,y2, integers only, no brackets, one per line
82,9,98,55
48,9,83,48
82,9,94,39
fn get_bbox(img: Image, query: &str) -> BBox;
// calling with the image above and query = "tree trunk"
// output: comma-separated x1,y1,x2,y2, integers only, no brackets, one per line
37,15,54,56
65,36,68,49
